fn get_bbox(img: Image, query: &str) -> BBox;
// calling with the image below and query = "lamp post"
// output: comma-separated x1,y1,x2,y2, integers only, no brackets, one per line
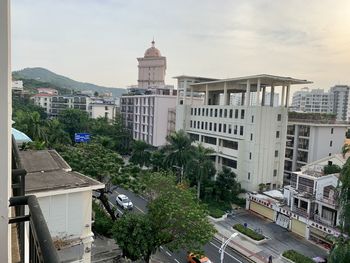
219,232,238,263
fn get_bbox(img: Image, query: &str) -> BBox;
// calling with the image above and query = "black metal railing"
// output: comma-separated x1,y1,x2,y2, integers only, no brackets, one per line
9,196,60,263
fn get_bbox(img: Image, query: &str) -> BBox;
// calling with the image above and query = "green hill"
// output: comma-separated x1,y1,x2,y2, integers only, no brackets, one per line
13,67,126,97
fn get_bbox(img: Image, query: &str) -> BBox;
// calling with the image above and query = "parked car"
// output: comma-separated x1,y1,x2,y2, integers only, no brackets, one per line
116,194,133,210
187,252,212,263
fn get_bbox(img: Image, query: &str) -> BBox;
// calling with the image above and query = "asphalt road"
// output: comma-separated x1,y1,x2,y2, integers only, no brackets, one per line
106,187,250,263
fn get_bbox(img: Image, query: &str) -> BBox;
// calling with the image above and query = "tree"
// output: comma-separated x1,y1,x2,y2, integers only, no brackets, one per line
150,150,166,172
215,166,241,202
129,140,151,167
58,109,89,140
187,144,215,199
329,236,350,263
163,130,193,182
58,143,124,220
13,110,47,141
113,213,157,263
342,144,350,158
324,164,342,175
45,118,71,147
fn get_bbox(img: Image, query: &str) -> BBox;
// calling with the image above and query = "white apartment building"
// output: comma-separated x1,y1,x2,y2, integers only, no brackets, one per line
247,154,345,250
37,87,58,95
330,85,350,121
175,74,311,192
291,87,333,113
90,101,118,120
137,40,166,89
284,114,347,184
12,80,23,91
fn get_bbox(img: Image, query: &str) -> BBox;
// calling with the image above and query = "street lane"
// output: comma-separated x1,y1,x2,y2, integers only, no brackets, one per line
107,187,250,263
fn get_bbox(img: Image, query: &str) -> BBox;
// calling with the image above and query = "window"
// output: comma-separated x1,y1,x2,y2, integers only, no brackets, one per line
206,108,208,116
248,173,251,180
222,139,238,150
222,157,237,169
194,108,197,115
229,109,233,118
250,133,253,141
249,152,252,159
330,140,333,147
209,122,212,130
215,109,218,117
194,121,196,129
219,123,222,132
205,122,208,130
273,184,276,189
219,109,223,117
234,125,238,135
235,109,239,118
276,131,280,138
240,126,244,136
210,108,213,117
275,150,279,157
228,124,232,133
201,122,204,129
203,135,216,145
277,114,282,121
273,169,277,177
241,109,245,119
331,128,334,134
224,109,227,118
251,115,254,123
190,121,192,128
214,123,217,132
202,108,205,116
191,108,193,115
223,124,226,133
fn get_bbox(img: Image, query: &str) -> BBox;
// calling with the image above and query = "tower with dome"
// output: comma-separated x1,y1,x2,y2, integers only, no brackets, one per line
137,39,167,88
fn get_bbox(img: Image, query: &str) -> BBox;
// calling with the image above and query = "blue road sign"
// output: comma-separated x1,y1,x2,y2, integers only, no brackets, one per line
74,133,90,143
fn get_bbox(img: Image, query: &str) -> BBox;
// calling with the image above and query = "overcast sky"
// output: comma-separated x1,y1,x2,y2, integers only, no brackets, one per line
11,0,350,91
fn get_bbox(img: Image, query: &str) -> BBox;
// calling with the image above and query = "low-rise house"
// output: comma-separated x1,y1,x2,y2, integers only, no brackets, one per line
247,154,346,250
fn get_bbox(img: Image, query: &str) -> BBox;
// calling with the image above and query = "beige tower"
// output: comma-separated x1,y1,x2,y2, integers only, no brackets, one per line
137,40,166,88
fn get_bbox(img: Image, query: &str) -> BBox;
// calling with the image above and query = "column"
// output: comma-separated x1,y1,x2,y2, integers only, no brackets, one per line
256,78,261,106
270,84,275,107
0,0,12,262
241,92,245,106
281,85,286,107
261,86,266,106
183,80,187,105
190,87,193,105
205,84,209,105
245,79,251,106
176,84,180,104
286,84,291,108
223,82,228,106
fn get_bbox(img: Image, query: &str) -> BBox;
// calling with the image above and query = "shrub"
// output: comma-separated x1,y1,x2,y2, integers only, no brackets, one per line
92,202,114,237
282,250,314,263
233,224,264,241
206,201,230,218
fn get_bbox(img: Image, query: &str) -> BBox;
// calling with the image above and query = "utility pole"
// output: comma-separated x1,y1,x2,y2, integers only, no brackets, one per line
219,233,238,263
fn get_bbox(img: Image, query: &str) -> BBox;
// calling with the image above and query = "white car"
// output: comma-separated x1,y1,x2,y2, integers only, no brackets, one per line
116,194,133,210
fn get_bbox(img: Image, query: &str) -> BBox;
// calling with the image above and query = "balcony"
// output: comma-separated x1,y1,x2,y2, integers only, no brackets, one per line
292,206,309,217
316,194,338,207
313,214,336,229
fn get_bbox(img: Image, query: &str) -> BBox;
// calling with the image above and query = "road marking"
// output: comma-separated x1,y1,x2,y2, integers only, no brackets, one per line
209,241,243,263
165,251,172,257
135,205,145,214
160,246,163,250
174,259,180,263
108,201,123,215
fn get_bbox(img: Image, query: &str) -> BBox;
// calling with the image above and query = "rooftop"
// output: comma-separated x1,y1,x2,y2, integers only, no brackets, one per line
19,150,104,193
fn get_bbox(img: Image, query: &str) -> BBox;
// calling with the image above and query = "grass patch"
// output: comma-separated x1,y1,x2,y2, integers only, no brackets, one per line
233,224,265,241
205,201,231,218
282,250,314,263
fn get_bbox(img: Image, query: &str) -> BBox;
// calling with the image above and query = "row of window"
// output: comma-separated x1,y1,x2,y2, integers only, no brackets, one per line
191,107,245,119
190,121,244,136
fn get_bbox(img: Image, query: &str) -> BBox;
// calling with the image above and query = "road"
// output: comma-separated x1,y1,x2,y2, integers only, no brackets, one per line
106,187,250,263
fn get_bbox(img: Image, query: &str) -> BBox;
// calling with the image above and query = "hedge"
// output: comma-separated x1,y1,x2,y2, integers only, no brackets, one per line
282,250,314,263
232,224,265,241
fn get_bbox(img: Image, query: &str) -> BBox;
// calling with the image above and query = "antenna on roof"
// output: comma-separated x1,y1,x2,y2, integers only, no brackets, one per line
151,37,155,47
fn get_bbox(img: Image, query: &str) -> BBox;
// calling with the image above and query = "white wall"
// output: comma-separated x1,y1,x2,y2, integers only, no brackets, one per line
91,104,115,120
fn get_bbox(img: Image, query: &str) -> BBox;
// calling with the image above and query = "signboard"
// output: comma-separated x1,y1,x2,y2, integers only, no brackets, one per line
74,133,90,143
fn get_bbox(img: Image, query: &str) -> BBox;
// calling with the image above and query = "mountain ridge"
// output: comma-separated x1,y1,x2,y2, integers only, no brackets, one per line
13,67,126,97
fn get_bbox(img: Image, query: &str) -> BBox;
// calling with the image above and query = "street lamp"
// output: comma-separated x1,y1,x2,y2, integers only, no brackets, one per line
219,232,238,263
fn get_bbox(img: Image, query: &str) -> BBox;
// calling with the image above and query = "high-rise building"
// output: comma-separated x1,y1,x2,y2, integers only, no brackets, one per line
137,40,167,89
291,88,333,113
284,112,347,185
330,85,350,121
175,74,311,192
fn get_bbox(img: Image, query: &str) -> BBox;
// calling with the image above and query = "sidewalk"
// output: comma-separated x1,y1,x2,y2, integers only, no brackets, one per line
210,209,327,263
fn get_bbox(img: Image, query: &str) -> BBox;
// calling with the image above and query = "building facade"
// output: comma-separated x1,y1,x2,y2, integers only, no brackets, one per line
247,154,345,250
284,114,347,184
175,74,311,192
291,88,333,113
137,40,166,89
330,85,350,121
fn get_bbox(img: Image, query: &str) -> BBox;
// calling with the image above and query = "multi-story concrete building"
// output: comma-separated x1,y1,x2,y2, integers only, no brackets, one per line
291,87,333,113
137,40,166,89
231,92,279,107
90,100,119,120
175,74,311,192
284,112,348,184
12,80,23,91
247,154,345,250
330,85,350,121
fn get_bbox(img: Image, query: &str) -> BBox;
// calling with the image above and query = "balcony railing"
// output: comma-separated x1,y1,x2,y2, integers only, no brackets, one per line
316,194,338,207
9,196,60,263
313,214,336,228
292,206,309,217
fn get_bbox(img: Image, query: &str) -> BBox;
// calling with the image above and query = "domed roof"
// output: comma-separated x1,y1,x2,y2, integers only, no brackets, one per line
144,40,161,57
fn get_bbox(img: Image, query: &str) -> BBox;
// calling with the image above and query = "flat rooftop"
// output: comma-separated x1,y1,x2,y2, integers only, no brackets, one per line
19,150,104,194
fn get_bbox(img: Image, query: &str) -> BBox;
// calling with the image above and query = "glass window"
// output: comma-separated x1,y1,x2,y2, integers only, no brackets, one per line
275,150,279,157
229,109,233,118
240,126,244,136
235,109,239,118
277,114,282,121
241,109,245,119
250,133,253,140
276,131,280,138
251,115,254,123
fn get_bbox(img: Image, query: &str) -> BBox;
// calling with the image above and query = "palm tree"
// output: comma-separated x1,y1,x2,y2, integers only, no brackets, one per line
130,140,151,167
45,118,71,147
163,130,193,182
187,144,215,199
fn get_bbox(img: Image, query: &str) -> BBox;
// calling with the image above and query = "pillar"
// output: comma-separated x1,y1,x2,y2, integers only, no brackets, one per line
241,92,245,106
256,78,261,106
183,80,187,105
0,0,12,262
205,84,209,105
223,82,228,106
261,86,266,106
245,79,251,106
176,84,180,104
190,87,193,105
270,84,275,107
281,85,286,107
286,84,291,108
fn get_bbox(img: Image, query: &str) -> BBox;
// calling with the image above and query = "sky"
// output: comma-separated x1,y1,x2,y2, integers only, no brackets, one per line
11,0,350,91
